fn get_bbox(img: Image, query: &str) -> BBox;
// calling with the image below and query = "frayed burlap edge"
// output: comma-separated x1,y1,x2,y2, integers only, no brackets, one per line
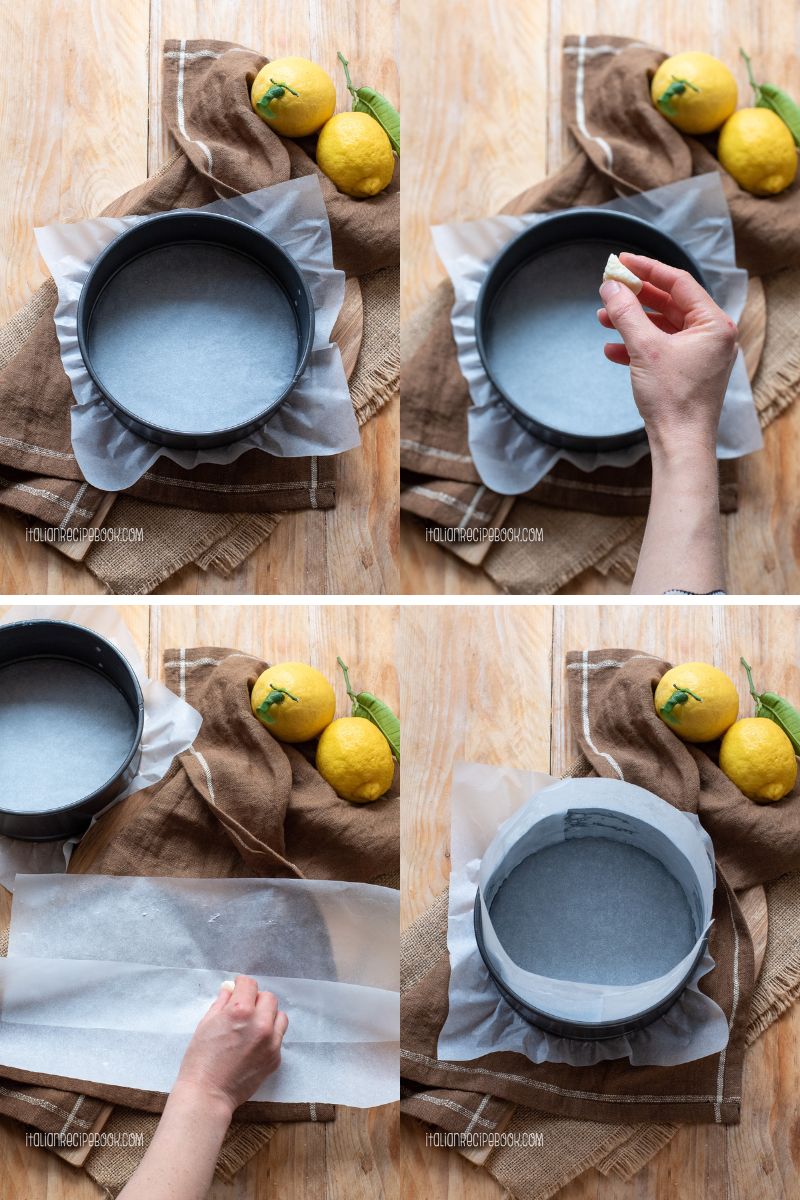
83,1107,278,1198
750,267,800,429
194,513,281,574
0,279,58,370
486,508,644,596
592,524,645,584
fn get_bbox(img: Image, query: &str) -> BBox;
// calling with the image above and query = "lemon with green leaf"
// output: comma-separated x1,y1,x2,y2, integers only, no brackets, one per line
651,52,737,134
654,662,739,742
251,57,336,138
251,662,335,742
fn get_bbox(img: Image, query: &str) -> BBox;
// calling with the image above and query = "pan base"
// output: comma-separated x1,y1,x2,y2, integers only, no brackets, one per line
483,240,646,444
489,836,695,986
0,659,138,813
87,243,300,437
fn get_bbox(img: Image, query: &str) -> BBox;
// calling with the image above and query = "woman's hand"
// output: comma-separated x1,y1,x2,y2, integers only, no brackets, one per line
597,254,734,594
174,975,289,1117
119,977,288,1200
597,253,738,462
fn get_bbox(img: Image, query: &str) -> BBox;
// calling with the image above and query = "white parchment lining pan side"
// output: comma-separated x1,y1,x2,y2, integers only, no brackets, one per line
439,765,730,1067
477,778,714,1024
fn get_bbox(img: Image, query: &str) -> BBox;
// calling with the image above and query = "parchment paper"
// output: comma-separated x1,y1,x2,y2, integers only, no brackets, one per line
0,606,201,890
36,175,360,491
2,875,399,1107
433,172,763,494
438,762,729,1067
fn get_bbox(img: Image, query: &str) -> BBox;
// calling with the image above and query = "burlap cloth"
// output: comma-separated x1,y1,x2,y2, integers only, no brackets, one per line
0,39,399,592
401,650,800,1197
0,646,399,1192
400,35,800,593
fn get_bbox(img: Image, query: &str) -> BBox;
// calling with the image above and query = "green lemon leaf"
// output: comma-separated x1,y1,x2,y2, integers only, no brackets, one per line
741,657,800,754
337,51,400,155
337,657,400,761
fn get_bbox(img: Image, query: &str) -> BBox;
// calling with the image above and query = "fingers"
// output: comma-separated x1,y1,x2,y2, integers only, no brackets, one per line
229,974,259,1013
256,989,279,1019
273,1010,289,1042
597,307,679,335
603,342,631,366
598,280,659,352
618,253,713,317
635,282,687,330
206,981,235,1015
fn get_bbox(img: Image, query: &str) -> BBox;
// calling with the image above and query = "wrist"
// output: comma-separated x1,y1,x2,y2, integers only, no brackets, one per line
648,430,717,476
169,1078,235,1125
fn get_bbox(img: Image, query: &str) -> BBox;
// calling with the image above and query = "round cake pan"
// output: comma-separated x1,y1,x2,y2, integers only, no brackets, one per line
473,778,713,1041
475,209,707,452
77,210,315,450
0,620,145,841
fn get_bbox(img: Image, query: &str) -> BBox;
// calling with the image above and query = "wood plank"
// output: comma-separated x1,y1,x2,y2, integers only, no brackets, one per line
0,0,151,596
399,603,553,923
400,0,548,324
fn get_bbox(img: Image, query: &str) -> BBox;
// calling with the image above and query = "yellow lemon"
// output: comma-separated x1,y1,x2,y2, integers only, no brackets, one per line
251,662,335,742
316,112,395,198
717,108,798,195
654,663,739,742
719,717,798,802
251,57,336,138
650,52,737,134
316,716,395,803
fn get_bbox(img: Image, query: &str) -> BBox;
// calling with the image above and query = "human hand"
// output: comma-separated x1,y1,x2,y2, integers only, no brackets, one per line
174,975,288,1117
597,254,738,461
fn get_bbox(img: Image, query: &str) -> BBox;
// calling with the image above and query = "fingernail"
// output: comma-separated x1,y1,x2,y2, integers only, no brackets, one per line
599,281,620,300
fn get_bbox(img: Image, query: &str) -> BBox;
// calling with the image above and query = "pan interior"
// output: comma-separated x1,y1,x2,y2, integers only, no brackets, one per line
0,659,138,813
488,836,695,986
87,243,300,435
483,239,646,441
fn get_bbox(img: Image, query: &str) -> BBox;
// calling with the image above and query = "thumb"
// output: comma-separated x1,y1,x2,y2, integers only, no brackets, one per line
599,280,654,352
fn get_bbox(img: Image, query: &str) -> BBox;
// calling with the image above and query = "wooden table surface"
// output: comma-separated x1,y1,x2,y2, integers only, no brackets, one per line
399,0,800,596
400,603,800,1199
0,0,398,596
0,603,399,1199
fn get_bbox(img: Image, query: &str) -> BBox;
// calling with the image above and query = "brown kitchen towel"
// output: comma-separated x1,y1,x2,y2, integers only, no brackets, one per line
400,36,800,572
401,649,800,1127
0,38,399,532
0,644,399,1128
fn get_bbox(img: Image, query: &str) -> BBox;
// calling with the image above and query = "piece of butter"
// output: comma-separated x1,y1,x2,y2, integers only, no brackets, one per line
602,253,643,295
221,979,236,993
